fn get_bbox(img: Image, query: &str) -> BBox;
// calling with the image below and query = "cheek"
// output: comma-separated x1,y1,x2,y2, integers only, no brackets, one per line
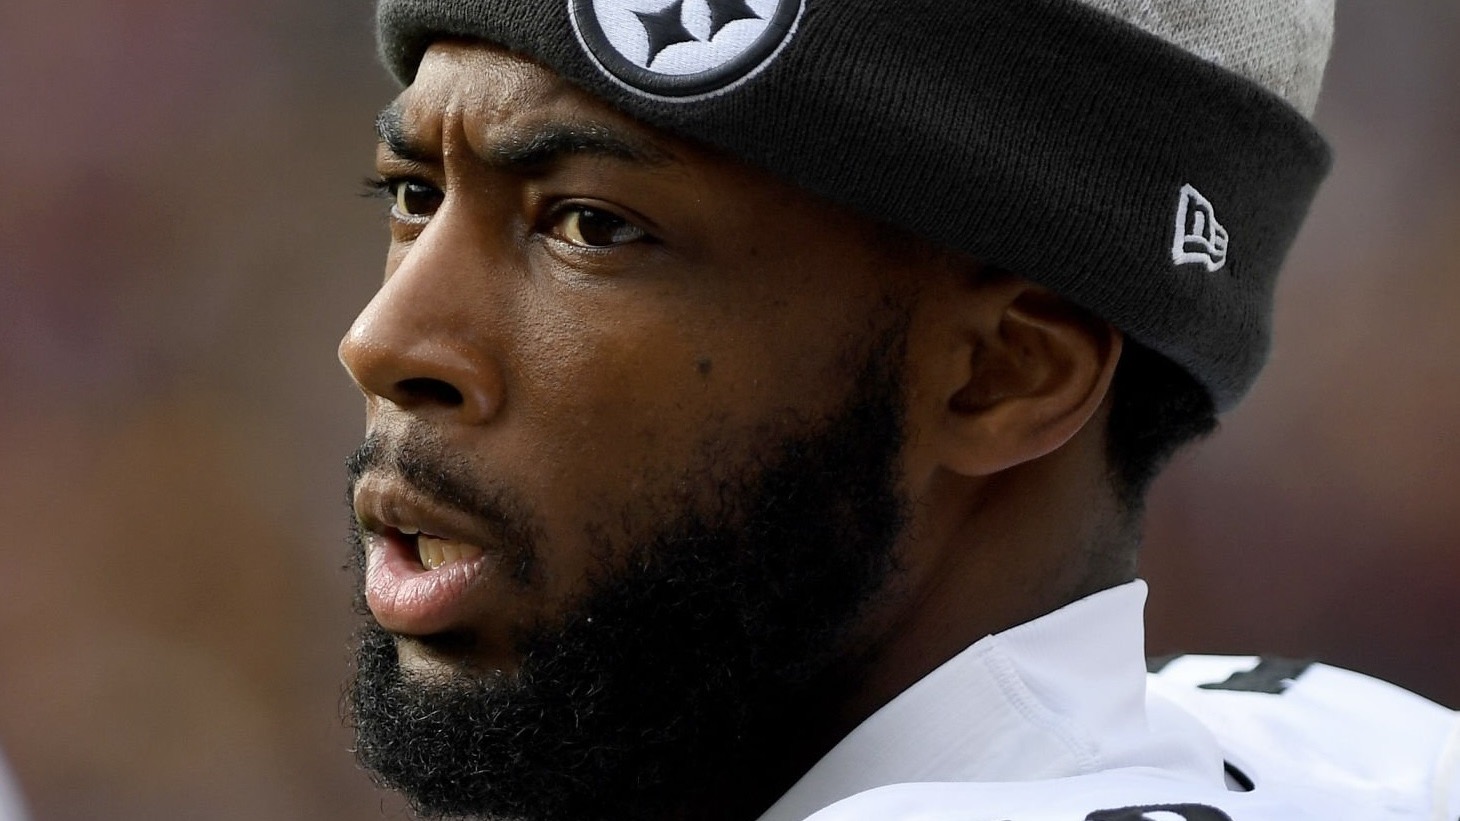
481,255,896,584
490,288,716,511
499,294,838,499
485,299,744,598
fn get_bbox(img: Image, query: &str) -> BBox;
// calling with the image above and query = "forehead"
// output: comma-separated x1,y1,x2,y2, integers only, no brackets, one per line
386,40,688,164
400,41,561,116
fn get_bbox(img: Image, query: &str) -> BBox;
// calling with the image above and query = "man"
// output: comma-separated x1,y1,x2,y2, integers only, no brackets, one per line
338,1,1460,819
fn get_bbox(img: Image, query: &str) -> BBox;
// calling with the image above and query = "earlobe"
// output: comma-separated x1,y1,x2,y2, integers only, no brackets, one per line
938,279,1122,477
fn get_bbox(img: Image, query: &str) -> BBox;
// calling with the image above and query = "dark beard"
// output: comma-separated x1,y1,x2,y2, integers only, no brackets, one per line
345,325,911,821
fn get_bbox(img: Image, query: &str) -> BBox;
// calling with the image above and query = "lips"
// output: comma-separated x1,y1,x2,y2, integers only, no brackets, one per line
353,474,493,635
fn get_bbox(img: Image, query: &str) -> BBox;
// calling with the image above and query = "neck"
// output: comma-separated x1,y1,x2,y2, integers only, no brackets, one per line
680,426,1136,821
820,419,1135,756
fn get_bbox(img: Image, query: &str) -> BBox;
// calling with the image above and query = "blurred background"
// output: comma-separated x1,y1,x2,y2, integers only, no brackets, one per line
0,1,1456,819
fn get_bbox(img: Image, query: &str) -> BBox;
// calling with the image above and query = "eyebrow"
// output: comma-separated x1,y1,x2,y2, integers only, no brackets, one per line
374,104,672,171
375,105,429,163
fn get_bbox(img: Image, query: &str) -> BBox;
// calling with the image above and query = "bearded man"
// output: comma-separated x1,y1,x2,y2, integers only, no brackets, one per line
338,1,1460,819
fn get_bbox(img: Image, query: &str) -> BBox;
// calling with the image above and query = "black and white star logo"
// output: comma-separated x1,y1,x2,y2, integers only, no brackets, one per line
706,0,761,38
570,0,803,99
635,0,762,65
634,0,697,66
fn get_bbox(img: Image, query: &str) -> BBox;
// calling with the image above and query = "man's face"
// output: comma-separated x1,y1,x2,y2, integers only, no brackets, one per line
339,41,943,819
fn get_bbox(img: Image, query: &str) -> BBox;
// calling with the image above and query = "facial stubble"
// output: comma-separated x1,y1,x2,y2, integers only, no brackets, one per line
345,323,913,821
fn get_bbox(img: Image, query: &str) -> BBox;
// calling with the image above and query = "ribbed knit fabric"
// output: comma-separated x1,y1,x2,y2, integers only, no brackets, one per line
1076,0,1333,116
376,0,1333,411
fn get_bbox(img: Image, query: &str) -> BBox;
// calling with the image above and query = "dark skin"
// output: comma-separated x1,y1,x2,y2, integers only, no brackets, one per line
340,40,1127,814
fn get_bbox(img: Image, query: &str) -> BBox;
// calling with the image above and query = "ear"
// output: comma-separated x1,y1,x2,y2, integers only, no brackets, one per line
926,269,1122,477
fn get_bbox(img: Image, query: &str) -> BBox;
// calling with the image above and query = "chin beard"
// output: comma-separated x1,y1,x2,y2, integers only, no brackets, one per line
345,323,911,821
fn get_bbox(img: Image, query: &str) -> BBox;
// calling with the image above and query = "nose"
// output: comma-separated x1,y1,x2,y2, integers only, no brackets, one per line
338,230,506,426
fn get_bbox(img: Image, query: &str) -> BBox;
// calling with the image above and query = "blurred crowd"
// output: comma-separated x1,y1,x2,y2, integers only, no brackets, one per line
1,1,1456,819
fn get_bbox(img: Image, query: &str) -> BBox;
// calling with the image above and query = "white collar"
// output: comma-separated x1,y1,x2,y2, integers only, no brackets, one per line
757,580,1218,821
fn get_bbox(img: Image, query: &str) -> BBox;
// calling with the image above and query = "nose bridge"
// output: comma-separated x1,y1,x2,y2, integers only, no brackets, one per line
339,213,507,425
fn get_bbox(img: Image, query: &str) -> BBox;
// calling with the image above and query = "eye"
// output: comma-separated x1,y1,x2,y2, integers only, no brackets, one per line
385,179,443,219
550,205,649,248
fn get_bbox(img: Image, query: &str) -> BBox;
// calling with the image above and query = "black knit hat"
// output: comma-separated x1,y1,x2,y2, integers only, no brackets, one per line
375,0,1334,412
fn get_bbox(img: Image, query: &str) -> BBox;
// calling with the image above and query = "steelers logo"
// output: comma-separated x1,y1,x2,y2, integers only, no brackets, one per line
570,0,804,99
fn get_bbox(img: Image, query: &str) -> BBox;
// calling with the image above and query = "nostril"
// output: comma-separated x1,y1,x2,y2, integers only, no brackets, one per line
396,377,464,407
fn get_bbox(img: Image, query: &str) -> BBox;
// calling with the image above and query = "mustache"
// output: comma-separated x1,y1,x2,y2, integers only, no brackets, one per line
345,424,542,586
348,426,483,516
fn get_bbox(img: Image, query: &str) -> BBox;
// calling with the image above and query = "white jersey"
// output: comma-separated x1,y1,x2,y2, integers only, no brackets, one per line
759,585,1460,821
1142,655,1460,820
0,747,28,821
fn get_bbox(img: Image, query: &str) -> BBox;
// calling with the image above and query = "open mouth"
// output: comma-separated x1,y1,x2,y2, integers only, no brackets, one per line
362,526,493,636
397,526,487,571
353,474,502,636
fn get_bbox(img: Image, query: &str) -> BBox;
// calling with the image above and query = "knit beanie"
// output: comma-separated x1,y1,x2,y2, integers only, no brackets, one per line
375,0,1335,412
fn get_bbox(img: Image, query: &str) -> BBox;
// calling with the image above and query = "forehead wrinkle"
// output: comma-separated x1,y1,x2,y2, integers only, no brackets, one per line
392,43,690,179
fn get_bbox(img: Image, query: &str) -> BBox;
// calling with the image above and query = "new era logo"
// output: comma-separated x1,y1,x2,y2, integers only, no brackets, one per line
1172,184,1229,273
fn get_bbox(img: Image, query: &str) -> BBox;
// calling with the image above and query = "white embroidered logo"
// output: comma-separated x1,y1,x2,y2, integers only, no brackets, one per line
1172,184,1229,273
570,0,803,100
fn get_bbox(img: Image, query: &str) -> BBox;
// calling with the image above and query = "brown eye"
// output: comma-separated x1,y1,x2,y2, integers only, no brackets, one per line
393,180,443,218
553,206,647,248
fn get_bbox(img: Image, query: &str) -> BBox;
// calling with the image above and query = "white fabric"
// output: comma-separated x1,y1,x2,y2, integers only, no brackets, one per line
757,580,1460,821
1073,0,1335,116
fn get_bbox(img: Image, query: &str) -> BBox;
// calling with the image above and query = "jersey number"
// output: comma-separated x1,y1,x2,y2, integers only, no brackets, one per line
1146,656,1315,696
